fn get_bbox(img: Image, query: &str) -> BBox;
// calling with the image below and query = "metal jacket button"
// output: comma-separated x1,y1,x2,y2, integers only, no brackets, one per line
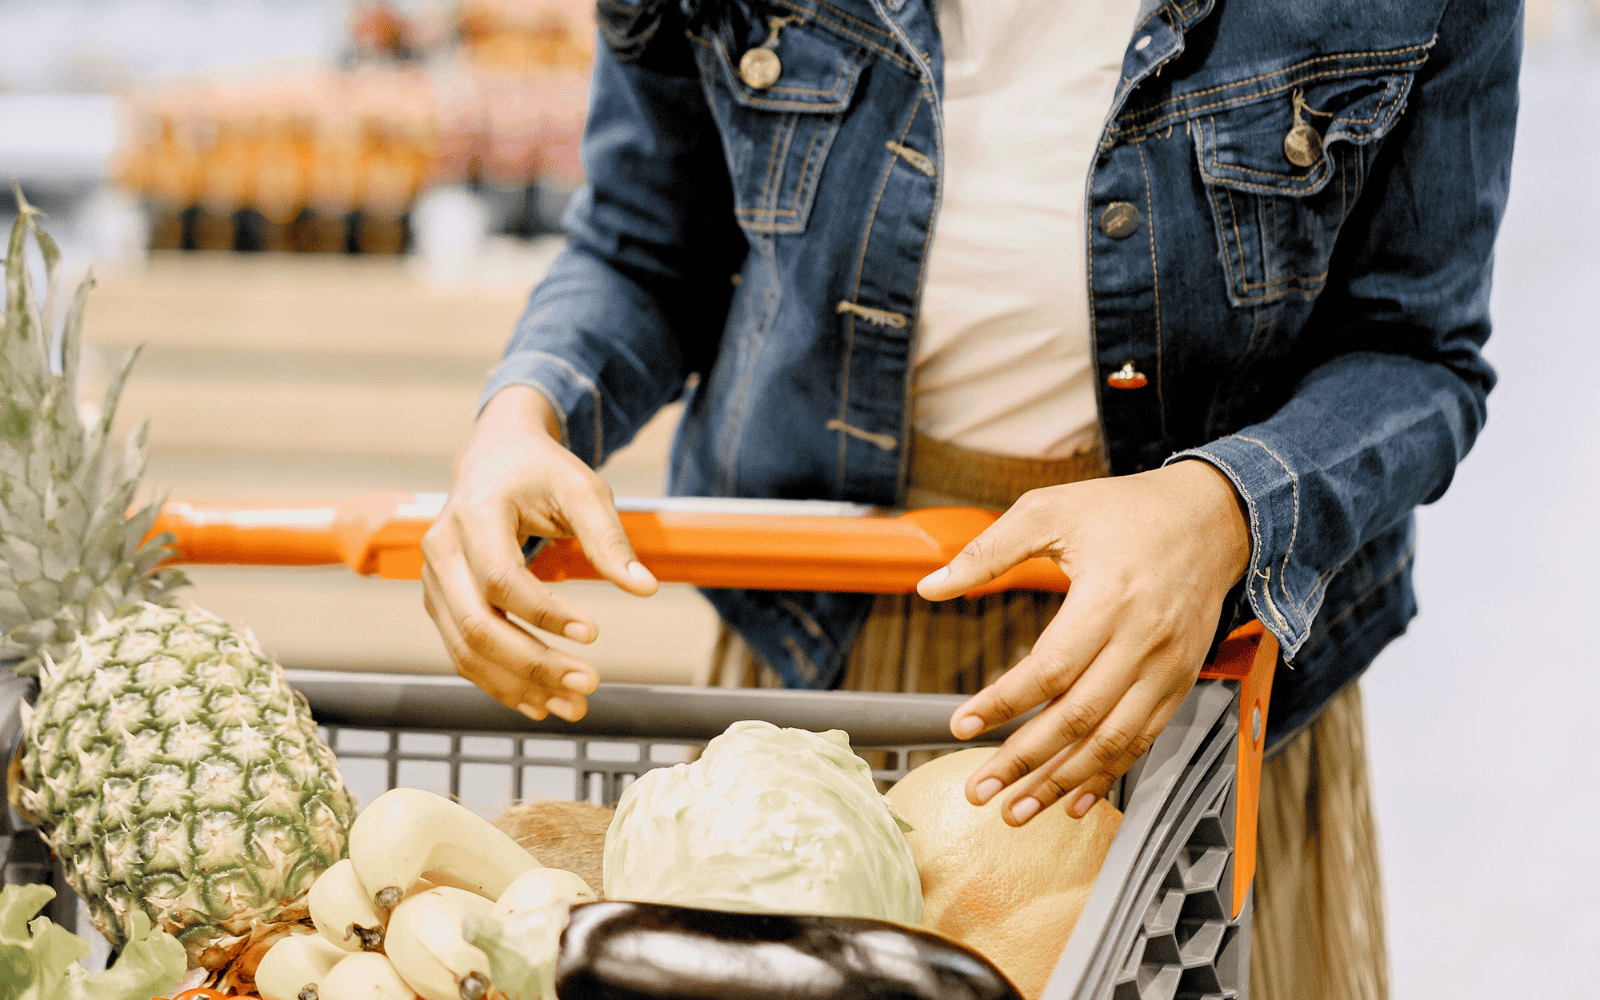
739,48,782,89
1100,202,1141,239
1106,361,1148,389
1283,124,1323,167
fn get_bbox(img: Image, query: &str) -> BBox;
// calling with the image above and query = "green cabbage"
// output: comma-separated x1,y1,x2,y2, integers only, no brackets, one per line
0,884,186,1000
602,721,922,924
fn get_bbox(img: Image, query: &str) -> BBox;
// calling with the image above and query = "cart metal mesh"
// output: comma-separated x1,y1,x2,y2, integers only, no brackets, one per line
294,673,1034,815
315,725,988,815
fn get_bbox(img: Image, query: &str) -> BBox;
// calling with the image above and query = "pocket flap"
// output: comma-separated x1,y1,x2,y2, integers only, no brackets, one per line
1194,70,1416,196
699,19,870,113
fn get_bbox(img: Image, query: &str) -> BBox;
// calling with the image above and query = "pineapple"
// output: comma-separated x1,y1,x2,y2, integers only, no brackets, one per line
0,195,358,977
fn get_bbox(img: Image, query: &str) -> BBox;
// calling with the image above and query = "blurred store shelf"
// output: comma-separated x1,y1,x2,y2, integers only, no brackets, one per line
84,246,551,361
81,248,717,685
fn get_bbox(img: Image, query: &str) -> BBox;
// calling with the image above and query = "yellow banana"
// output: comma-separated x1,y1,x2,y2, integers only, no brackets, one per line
491,867,595,921
255,931,349,1000
308,857,438,952
318,951,420,1000
349,788,541,909
384,886,497,1000
309,858,387,952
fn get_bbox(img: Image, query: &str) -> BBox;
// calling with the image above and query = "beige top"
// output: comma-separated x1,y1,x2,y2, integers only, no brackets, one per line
912,0,1139,458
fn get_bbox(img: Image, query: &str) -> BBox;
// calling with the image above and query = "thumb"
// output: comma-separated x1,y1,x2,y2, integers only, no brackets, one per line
917,503,1051,601
560,482,659,597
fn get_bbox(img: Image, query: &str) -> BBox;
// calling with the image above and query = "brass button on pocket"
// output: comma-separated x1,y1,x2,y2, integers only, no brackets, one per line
1283,123,1323,168
739,47,783,89
1100,202,1141,239
1106,362,1148,389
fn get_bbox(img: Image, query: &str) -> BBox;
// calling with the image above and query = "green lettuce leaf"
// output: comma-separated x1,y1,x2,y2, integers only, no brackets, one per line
0,884,186,1000
464,910,560,1000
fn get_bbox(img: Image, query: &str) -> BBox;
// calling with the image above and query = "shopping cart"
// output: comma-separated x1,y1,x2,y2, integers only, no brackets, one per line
6,493,1277,1000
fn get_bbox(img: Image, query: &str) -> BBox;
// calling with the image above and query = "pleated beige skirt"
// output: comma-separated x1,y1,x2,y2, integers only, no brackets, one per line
706,432,1389,999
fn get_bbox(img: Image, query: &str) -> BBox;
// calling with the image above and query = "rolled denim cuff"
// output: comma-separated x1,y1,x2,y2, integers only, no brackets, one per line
480,350,607,468
1165,436,1314,658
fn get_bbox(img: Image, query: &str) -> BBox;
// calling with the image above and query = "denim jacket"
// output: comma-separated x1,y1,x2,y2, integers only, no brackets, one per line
483,0,1521,750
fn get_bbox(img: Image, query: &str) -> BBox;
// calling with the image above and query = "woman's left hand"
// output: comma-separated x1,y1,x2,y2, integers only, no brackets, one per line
917,458,1252,826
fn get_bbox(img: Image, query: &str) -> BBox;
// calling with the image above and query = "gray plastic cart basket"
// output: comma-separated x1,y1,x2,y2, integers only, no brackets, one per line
290,652,1267,1000
1,656,1268,1000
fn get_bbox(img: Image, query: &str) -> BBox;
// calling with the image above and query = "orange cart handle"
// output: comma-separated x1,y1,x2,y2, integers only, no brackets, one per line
149,493,1068,597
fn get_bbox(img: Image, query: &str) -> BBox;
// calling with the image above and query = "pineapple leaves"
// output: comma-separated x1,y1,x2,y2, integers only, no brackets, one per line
92,345,143,479
29,209,64,370
1,193,187,676
51,270,93,451
3,196,39,374
121,497,160,554
2,189,49,401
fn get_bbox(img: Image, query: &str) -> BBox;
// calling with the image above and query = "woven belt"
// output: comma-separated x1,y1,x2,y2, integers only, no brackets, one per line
906,432,1106,511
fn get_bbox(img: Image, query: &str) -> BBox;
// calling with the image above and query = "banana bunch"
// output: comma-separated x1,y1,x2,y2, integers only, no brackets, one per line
257,789,595,1000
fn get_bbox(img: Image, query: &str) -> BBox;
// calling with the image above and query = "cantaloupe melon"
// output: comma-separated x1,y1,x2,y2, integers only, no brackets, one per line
885,748,1121,1000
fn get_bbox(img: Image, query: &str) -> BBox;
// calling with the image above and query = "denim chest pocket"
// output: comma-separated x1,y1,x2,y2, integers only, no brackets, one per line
1191,66,1419,307
691,8,871,235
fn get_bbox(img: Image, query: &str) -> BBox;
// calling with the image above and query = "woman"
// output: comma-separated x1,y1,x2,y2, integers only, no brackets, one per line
421,1,1522,995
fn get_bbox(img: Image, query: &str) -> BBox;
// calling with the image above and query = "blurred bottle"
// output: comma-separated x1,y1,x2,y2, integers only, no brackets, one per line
429,65,486,187
359,132,426,255
119,92,204,250
192,86,257,251
305,95,365,253
249,77,314,252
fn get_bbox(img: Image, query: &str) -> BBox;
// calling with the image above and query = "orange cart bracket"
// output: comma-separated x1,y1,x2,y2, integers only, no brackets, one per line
150,491,1276,914
1197,619,1279,918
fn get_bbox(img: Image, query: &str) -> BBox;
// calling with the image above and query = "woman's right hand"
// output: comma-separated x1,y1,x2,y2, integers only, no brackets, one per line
421,386,658,722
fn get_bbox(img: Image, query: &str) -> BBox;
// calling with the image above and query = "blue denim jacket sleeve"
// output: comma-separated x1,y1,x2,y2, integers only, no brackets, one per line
1167,0,1518,659
480,21,743,467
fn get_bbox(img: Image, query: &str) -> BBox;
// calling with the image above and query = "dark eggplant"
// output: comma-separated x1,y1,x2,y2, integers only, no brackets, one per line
554,901,1023,1000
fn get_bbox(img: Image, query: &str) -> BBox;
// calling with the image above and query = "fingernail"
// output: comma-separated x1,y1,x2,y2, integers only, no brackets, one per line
953,715,983,739
919,566,950,589
627,560,655,584
545,696,577,721
562,621,594,642
1072,792,1097,818
1010,796,1041,824
516,702,546,721
974,777,1002,804
562,671,593,693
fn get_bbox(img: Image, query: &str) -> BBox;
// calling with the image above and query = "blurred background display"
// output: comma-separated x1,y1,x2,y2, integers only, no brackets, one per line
76,1,592,255
0,0,590,252
113,2,592,255
0,1,1597,996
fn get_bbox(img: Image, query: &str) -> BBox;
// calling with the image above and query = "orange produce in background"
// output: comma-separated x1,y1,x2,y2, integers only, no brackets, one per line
116,1,596,253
